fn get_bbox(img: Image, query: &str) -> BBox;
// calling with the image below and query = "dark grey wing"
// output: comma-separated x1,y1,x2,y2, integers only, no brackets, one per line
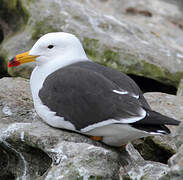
71,61,151,109
39,65,146,130
72,62,180,129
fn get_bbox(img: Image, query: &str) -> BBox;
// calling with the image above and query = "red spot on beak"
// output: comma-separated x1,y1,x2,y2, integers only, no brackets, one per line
8,57,21,67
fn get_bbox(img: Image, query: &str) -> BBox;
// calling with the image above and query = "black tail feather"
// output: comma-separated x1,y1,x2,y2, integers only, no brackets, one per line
131,124,170,134
134,109,180,126
131,109,180,134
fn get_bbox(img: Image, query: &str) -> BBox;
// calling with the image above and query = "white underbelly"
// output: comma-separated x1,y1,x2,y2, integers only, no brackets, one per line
84,124,150,147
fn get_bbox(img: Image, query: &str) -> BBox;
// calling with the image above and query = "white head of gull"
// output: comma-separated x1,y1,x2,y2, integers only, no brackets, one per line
29,33,88,96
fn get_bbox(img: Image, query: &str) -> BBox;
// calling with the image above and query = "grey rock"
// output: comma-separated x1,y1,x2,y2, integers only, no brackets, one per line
174,122,183,150
159,144,183,180
0,121,121,180
131,92,183,164
144,92,183,135
120,143,169,180
142,92,183,180
177,79,183,96
1,0,183,86
168,144,183,180
0,77,174,180
0,77,121,179
0,77,34,125
0,0,29,77
132,136,177,164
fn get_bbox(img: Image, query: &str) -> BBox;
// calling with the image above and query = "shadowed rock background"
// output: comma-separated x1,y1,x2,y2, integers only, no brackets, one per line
0,0,183,179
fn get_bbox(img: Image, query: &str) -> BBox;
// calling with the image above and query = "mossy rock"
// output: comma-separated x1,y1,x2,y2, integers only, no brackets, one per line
0,0,29,32
0,0,183,87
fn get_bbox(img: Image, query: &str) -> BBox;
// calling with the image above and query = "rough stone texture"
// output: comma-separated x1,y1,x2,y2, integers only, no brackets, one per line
0,77,34,125
159,122,183,180
162,145,183,180
131,92,183,180
0,121,122,180
121,143,169,180
0,0,183,86
132,136,177,164
144,92,183,135
177,79,183,96
131,92,183,164
0,77,179,180
175,122,183,149
0,77,121,179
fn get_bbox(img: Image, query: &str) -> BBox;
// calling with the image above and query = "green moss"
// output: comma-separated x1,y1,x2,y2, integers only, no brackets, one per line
82,37,183,87
2,0,29,21
95,44,183,87
102,49,120,64
140,60,164,78
1,0,18,10
140,60,183,87
168,71,183,87
122,175,133,180
0,0,29,31
31,20,59,40
19,1,30,23
83,38,122,70
76,176,103,180
8,66,32,79
83,37,99,61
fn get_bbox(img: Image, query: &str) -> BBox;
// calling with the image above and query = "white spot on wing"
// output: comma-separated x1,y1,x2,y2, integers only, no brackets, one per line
113,89,128,95
147,129,167,135
156,130,166,133
148,132,162,135
113,90,140,99
131,94,139,99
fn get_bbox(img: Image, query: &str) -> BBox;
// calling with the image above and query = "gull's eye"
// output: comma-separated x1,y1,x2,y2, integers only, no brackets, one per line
47,45,54,49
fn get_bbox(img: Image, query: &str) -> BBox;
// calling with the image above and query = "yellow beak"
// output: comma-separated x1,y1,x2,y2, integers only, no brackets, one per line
8,51,38,67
